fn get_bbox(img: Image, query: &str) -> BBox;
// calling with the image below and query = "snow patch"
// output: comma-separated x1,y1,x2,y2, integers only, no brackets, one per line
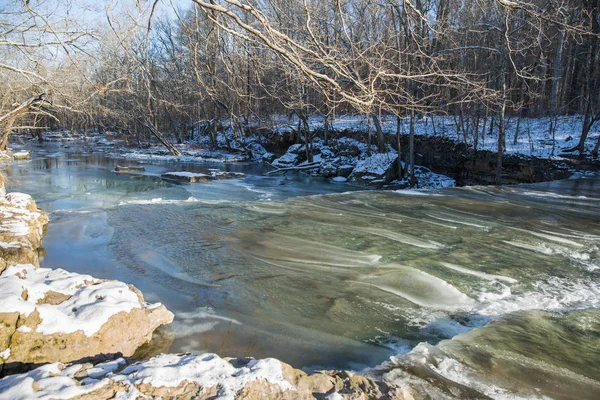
0,264,146,336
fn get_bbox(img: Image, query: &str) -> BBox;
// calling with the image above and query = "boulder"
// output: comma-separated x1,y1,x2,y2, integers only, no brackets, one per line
262,152,277,163
0,264,173,374
12,152,30,161
336,165,354,178
0,192,172,375
114,165,145,172
271,152,300,168
0,193,49,272
161,171,245,183
348,153,398,187
0,353,407,400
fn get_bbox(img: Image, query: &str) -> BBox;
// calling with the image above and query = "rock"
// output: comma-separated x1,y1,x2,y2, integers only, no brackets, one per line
319,162,337,178
262,152,277,163
114,165,145,172
0,193,49,272
162,171,212,183
349,153,399,187
0,264,173,374
272,152,300,168
12,152,30,161
287,144,304,154
0,192,172,375
336,165,354,178
211,171,246,180
161,171,245,183
0,153,11,163
0,353,407,399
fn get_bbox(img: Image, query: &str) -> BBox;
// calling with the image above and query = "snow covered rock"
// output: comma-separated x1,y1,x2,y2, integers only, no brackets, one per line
0,193,49,272
349,153,399,186
0,264,173,374
114,165,145,172
261,152,277,163
271,152,300,168
336,165,354,178
161,171,245,183
0,353,403,400
12,151,30,161
0,192,173,375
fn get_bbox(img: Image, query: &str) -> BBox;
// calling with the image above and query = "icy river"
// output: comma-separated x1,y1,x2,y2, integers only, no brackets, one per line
4,143,600,399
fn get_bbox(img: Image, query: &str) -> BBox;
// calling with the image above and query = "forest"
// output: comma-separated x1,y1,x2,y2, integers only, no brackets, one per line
2,2,600,399
1,0,599,177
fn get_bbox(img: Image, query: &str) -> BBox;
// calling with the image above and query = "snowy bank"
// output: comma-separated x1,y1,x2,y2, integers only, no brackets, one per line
0,193,48,271
0,352,403,400
0,191,173,375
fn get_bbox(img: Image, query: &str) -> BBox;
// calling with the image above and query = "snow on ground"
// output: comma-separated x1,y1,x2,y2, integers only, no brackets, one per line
391,166,456,190
0,353,294,400
0,264,147,336
0,193,44,237
267,114,600,160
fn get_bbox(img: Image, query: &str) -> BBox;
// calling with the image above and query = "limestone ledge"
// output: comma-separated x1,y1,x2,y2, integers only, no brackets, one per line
0,192,174,375
0,193,49,271
0,353,410,400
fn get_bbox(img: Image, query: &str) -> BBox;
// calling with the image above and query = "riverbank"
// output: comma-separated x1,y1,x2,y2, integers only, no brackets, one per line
13,114,599,189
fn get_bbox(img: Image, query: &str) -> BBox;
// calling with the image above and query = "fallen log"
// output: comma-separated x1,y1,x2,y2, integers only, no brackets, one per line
265,162,320,175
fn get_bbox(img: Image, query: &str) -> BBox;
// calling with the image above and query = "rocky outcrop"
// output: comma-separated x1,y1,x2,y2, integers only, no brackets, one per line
0,353,408,400
0,191,173,376
114,165,145,172
0,264,174,375
0,193,48,272
348,153,399,187
162,170,245,183
12,151,30,161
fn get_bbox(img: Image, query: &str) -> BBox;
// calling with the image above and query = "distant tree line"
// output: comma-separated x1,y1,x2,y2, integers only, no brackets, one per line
1,0,599,175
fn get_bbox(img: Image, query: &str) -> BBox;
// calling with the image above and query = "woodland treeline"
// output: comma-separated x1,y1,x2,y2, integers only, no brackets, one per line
1,0,599,164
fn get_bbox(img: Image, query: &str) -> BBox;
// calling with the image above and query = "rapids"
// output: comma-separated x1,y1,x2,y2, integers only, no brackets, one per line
4,143,599,398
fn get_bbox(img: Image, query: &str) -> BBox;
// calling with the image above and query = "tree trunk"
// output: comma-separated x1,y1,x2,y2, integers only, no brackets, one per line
140,119,181,156
396,115,403,179
409,109,416,188
496,71,507,184
372,114,385,152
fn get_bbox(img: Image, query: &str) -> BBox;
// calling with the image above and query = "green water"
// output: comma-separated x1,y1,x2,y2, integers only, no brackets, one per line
4,144,600,398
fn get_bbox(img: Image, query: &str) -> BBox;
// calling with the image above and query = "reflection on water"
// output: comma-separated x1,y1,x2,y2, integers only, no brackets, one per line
4,143,600,397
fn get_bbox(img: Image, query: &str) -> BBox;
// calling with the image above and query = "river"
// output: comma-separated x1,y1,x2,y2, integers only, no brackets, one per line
4,142,600,399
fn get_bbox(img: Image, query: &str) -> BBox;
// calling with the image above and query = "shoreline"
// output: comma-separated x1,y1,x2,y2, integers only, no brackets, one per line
0,149,408,399
2,145,599,399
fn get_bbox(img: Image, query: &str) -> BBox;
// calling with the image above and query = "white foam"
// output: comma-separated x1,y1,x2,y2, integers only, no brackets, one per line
476,277,600,316
511,227,584,247
439,262,518,283
361,267,476,311
425,213,491,230
119,197,230,206
171,310,241,337
360,227,445,249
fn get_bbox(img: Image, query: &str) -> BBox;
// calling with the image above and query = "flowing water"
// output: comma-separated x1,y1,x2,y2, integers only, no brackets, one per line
4,143,600,399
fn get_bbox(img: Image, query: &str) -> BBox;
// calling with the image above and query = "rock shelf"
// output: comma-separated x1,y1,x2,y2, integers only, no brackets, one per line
0,188,173,376
161,170,245,183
